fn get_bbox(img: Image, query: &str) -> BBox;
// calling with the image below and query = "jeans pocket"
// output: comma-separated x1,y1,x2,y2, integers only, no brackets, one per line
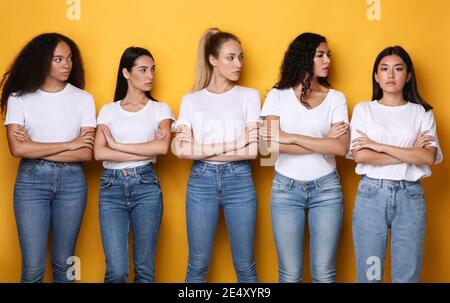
190,167,204,178
139,172,159,185
18,162,38,174
100,175,113,189
405,184,424,199
357,181,379,198
272,176,292,193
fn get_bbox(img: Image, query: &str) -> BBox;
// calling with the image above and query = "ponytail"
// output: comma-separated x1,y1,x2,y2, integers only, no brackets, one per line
192,28,240,91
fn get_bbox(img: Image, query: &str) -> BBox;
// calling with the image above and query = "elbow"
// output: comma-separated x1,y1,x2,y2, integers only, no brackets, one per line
336,147,348,157
10,146,23,158
93,149,104,161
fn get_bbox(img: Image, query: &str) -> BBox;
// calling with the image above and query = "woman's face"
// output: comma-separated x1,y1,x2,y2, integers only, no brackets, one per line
375,54,411,94
313,42,331,79
123,55,155,92
48,41,73,82
210,39,243,82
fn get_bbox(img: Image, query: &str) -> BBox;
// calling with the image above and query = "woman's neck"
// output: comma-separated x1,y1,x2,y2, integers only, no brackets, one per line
122,86,148,105
378,92,407,106
40,78,66,93
206,74,235,94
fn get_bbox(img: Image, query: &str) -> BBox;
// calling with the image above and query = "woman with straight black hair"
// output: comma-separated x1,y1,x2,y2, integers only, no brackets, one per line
348,46,443,282
94,46,174,283
1,33,96,283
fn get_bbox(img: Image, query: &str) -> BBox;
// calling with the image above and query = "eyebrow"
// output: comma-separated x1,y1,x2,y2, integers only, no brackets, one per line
53,54,72,58
137,65,155,69
316,50,331,54
380,63,404,66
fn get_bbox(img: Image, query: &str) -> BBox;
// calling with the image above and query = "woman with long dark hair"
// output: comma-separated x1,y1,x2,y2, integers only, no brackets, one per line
1,33,96,283
174,28,260,282
349,46,443,282
260,33,349,282
94,47,174,283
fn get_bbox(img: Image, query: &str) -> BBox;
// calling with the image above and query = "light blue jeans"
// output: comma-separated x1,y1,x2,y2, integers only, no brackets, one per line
14,159,87,283
99,163,162,283
185,160,258,283
353,175,426,283
270,170,343,283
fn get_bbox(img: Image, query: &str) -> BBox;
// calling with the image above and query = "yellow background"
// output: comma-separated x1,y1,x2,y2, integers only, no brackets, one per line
0,0,448,282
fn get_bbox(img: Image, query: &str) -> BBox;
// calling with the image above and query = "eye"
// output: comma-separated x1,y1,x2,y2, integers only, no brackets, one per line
67,57,73,62
55,58,62,62
227,56,234,61
380,67,388,71
140,68,146,73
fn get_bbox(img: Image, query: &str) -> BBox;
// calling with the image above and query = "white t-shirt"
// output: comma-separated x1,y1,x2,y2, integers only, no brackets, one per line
97,100,174,169
260,88,349,181
347,100,443,181
176,85,261,162
4,83,96,142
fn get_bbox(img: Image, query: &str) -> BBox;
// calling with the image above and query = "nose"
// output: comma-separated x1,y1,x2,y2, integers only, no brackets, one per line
324,55,331,65
235,58,242,68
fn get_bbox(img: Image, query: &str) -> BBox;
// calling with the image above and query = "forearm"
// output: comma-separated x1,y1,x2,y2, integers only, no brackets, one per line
352,149,403,165
292,134,347,156
206,142,258,161
94,146,150,162
10,141,70,159
43,148,93,162
380,145,436,166
174,140,241,160
113,140,170,157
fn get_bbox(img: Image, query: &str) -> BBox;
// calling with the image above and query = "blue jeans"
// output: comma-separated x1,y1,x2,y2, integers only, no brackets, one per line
185,160,258,283
352,175,426,283
270,170,343,283
99,163,162,283
13,159,87,283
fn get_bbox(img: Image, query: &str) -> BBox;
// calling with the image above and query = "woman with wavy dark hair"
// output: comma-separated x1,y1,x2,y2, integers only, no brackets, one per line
260,33,349,282
1,33,96,282
94,47,174,283
348,46,443,282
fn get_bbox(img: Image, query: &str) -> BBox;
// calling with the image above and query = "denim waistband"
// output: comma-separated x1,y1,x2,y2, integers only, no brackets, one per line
274,170,340,188
192,160,250,174
20,158,82,167
102,163,155,178
361,175,420,189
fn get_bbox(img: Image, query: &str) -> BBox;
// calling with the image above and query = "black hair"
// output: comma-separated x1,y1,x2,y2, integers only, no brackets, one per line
372,46,432,111
114,47,157,102
275,32,330,108
1,32,85,113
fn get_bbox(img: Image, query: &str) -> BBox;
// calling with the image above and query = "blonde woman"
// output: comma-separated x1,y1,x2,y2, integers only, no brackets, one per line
174,28,260,283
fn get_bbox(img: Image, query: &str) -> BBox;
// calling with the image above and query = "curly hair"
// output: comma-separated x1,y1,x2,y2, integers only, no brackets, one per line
275,33,330,109
0,33,85,114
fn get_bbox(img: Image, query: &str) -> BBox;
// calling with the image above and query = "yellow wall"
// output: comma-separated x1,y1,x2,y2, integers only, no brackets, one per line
0,0,448,282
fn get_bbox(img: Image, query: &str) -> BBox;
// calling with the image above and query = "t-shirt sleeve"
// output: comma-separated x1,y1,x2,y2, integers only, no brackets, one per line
331,92,349,124
421,110,443,164
245,89,261,123
175,95,193,129
4,95,25,126
97,104,112,126
346,103,366,159
260,89,281,117
157,102,175,124
81,94,97,128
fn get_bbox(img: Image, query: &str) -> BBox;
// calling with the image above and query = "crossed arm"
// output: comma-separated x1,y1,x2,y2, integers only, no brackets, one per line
94,119,173,162
6,124,95,162
351,130,437,166
259,115,350,156
172,122,259,161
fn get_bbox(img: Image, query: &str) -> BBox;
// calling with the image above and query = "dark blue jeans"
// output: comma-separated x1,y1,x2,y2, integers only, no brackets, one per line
99,163,163,283
14,159,87,283
185,160,258,283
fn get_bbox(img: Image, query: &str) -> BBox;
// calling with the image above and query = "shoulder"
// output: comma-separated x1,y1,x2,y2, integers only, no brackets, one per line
67,84,93,99
236,85,259,96
99,101,116,113
352,100,374,114
153,100,172,111
328,89,347,104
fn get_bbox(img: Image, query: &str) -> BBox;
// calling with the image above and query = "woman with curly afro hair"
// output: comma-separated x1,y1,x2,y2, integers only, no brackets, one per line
1,33,96,282
260,33,349,282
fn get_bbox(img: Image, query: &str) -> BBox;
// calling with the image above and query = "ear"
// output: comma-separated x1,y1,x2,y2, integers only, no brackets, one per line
406,72,412,83
374,72,379,83
209,54,217,67
122,68,130,80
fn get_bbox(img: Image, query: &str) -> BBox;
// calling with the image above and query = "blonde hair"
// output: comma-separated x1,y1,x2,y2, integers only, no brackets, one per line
192,27,240,91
